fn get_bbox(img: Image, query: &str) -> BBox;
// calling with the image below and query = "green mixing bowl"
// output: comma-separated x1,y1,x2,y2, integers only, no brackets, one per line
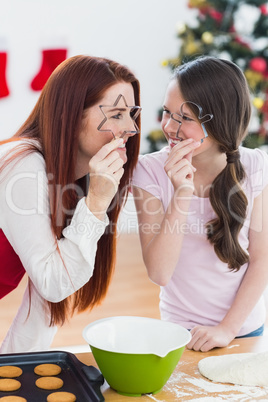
82,316,191,397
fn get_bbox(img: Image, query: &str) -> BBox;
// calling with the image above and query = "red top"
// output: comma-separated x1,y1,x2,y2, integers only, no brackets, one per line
0,229,25,299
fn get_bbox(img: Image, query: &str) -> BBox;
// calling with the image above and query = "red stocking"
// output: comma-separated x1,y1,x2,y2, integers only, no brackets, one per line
0,52,10,98
30,48,67,91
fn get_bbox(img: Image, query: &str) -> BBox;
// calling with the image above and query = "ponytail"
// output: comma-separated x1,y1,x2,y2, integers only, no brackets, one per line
206,151,249,271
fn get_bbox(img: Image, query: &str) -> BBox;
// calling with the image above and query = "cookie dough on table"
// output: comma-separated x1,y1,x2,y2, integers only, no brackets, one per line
198,351,268,387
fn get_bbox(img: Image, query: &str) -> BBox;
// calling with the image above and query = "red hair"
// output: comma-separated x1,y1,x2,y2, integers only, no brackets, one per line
0,55,141,325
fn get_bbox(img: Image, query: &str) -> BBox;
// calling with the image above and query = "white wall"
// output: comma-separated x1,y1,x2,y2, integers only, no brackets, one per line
0,0,193,153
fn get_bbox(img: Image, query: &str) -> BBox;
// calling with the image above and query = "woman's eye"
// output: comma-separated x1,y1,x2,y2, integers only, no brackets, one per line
112,113,123,120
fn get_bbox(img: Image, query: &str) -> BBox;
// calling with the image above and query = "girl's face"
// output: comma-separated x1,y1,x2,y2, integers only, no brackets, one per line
161,79,213,153
77,82,136,173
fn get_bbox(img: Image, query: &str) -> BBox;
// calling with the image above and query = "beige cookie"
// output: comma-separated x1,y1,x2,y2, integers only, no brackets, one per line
36,376,63,390
47,392,76,402
0,366,23,378
34,364,61,376
0,378,21,391
0,397,27,401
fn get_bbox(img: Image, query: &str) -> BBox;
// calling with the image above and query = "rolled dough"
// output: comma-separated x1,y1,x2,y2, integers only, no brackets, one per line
198,351,268,387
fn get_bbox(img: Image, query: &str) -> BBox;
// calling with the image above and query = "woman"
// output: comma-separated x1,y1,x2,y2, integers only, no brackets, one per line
0,55,141,352
132,56,268,352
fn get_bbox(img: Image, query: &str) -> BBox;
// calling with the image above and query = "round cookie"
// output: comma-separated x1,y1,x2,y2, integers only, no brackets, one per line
0,379,21,391
0,397,27,401
34,364,61,376
35,376,63,390
0,366,23,378
47,392,76,402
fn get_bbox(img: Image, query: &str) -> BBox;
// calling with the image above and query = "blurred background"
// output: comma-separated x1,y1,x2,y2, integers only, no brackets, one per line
1,0,268,349
0,0,193,153
1,0,268,154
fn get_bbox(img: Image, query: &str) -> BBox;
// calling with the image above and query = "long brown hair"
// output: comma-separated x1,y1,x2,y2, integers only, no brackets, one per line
0,55,140,324
173,56,251,271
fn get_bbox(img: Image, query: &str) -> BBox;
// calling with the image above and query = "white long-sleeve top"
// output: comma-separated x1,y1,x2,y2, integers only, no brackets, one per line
0,140,109,352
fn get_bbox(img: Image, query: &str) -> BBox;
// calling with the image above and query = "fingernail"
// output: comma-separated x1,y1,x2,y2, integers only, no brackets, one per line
192,141,200,147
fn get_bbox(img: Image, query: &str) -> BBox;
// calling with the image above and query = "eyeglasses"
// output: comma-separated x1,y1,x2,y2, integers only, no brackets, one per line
163,101,213,143
97,94,142,139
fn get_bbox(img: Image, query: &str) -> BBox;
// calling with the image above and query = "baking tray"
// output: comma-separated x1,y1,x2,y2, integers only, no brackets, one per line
0,350,104,401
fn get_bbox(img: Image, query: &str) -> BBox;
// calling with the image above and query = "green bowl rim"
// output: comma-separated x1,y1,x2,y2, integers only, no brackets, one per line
82,316,192,356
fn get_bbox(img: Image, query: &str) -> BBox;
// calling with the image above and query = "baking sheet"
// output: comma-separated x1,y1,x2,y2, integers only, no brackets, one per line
0,350,104,401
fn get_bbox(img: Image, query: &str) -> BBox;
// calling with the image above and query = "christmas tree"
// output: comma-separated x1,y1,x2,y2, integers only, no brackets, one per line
147,0,268,152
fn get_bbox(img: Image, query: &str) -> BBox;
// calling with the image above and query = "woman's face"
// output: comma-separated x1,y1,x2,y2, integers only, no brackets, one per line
77,81,137,174
161,79,213,153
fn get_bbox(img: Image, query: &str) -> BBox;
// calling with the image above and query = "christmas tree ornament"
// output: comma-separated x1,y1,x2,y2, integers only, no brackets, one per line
188,0,207,8
253,97,264,109
161,59,169,67
201,32,214,45
260,4,268,16
176,22,187,35
30,48,67,91
148,130,166,142
185,40,201,55
249,57,267,73
163,58,180,69
245,69,263,89
208,8,223,24
0,51,10,98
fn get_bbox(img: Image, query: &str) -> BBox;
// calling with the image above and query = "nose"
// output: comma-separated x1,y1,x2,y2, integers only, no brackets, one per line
119,130,138,140
164,115,182,139
118,114,139,139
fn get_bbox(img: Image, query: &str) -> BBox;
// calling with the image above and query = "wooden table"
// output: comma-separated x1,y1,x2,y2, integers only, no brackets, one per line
76,336,268,401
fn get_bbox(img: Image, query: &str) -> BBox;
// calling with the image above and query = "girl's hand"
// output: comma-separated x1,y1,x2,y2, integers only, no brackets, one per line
86,138,125,218
164,139,200,193
187,324,236,352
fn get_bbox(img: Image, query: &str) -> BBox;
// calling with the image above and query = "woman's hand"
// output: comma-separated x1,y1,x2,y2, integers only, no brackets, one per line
164,138,200,193
187,324,236,352
86,138,125,219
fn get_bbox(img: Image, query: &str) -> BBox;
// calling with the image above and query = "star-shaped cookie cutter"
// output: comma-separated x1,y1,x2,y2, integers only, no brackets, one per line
97,94,142,139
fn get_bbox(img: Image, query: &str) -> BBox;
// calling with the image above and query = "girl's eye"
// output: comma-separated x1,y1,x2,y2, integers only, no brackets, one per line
163,108,170,115
182,115,194,122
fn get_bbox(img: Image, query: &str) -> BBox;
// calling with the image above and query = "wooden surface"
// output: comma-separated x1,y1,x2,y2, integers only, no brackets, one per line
77,336,268,401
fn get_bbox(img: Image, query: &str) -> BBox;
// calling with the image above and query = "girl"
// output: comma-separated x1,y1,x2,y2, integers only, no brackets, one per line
132,56,268,352
0,55,141,352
